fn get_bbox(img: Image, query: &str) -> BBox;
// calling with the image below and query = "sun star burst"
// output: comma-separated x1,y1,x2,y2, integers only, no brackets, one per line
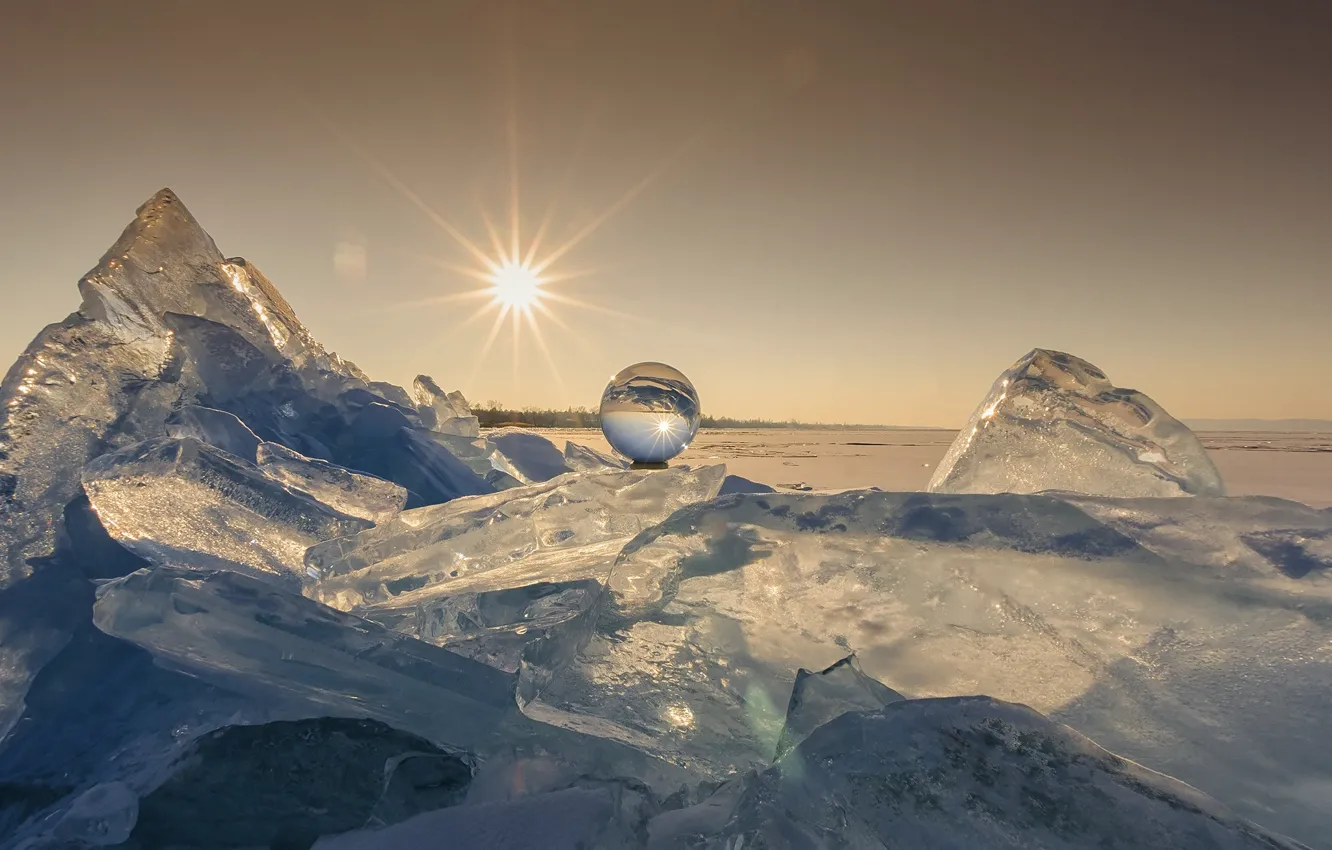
314,73,700,399
487,260,543,312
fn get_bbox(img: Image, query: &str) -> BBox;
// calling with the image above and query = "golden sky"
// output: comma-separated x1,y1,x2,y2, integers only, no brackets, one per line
1,1,1328,425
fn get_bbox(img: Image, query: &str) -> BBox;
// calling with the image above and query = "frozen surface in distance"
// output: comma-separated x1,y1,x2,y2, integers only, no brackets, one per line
599,362,701,464
717,697,1307,850
930,348,1225,498
256,441,407,524
83,437,371,583
305,465,726,649
529,489,1332,845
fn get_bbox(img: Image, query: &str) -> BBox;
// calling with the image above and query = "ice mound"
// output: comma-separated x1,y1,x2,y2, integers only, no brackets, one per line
930,348,1225,498
1,190,370,588
82,437,372,583
712,697,1307,850
523,489,1332,842
0,190,498,730
305,465,726,658
257,441,408,524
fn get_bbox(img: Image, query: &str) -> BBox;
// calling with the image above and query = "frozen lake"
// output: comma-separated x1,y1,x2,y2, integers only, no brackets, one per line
533,428,1332,508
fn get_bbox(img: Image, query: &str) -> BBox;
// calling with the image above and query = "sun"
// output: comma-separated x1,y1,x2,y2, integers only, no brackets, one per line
318,81,700,396
488,261,543,311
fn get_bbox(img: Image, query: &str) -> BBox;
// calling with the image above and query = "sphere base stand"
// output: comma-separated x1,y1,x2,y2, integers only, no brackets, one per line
630,461,669,470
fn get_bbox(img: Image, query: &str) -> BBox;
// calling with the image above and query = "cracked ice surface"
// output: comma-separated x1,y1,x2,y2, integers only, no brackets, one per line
930,348,1225,498
305,465,726,664
526,489,1332,842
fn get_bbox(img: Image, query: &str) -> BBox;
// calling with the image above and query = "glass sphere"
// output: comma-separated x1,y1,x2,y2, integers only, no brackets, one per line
599,362,701,464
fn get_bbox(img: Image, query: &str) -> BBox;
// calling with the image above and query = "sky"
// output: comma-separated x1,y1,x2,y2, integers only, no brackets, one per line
1,1,1328,427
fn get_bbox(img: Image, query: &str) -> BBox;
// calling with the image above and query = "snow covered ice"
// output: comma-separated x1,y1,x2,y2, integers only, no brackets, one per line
1,190,1329,850
930,348,1226,498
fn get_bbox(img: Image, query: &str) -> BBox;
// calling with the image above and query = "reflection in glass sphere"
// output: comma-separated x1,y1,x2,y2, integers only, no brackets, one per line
599,362,701,464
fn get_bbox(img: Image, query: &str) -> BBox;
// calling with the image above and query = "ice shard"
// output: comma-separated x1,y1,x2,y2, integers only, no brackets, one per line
772,654,904,761
930,348,1225,498
83,437,371,583
402,579,604,673
717,697,1307,850
164,405,263,463
413,429,525,491
0,189,388,733
90,567,693,798
386,427,496,505
92,567,519,747
0,190,414,584
487,428,575,483
527,489,1332,843
410,374,480,437
305,465,726,647
257,441,408,525
563,440,629,474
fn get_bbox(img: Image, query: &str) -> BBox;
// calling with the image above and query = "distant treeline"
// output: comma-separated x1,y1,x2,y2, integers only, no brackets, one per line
472,403,917,430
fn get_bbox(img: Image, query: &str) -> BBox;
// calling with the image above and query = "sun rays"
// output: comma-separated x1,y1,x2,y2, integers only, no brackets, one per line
311,93,700,400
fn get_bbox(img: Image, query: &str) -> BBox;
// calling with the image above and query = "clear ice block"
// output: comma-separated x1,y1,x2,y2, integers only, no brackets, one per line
930,349,1225,498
